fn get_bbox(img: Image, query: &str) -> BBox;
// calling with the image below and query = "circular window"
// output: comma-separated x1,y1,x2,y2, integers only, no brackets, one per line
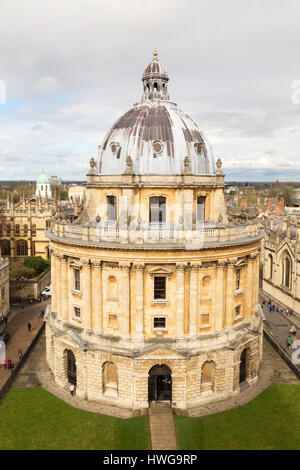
153,141,163,154
110,142,119,154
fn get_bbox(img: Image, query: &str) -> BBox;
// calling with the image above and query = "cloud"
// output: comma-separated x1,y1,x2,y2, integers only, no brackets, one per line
0,0,300,180
35,76,59,93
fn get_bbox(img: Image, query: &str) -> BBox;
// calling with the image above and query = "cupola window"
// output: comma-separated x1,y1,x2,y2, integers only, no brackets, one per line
195,143,202,155
110,142,119,155
153,141,163,154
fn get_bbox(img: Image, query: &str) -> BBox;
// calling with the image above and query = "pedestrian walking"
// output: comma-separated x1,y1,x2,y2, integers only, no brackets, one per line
263,298,266,305
9,361,14,373
272,304,275,311
286,335,292,350
276,306,279,312
18,349,23,360
269,304,272,313
268,299,271,306
7,359,11,369
69,384,75,397
289,325,296,336
27,322,31,332
3,359,7,370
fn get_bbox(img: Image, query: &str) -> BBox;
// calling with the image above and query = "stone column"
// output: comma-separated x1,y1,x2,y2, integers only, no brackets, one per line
91,260,103,334
189,263,200,338
252,253,259,315
67,261,74,322
134,263,145,342
50,250,57,312
120,262,131,339
245,256,253,319
225,259,235,328
61,255,69,322
176,263,186,339
82,258,92,331
215,260,226,331
56,253,63,318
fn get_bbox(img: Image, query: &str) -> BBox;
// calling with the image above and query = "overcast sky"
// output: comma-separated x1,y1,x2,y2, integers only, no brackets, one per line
0,0,300,181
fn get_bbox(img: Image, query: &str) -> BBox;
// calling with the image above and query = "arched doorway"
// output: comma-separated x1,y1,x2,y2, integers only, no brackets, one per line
148,364,172,402
239,349,247,384
67,350,77,386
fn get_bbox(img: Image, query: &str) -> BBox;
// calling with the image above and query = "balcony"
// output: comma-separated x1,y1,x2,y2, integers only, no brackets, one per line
48,219,263,248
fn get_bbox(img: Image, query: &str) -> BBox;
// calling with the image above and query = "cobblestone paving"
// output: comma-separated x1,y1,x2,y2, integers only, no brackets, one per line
0,300,49,389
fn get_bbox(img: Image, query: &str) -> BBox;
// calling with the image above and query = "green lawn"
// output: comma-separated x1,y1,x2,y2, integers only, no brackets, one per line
175,384,300,450
0,388,150,450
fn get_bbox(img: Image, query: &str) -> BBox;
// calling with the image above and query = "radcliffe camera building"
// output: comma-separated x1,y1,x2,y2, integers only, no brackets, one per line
46,52,264,411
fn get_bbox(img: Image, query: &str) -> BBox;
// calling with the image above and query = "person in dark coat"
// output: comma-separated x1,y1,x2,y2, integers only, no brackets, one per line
27,322,31,332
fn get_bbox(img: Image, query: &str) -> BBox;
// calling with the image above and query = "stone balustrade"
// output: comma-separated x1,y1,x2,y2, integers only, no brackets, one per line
49,220,262,246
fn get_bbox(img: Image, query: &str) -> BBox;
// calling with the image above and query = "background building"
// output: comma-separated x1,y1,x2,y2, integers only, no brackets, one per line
46,53,264,412
0,250,9,318
263,215,300,318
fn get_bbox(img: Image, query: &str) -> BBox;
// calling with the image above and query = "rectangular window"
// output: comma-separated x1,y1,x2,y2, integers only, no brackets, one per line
108,314,118,328
74,307,81,318
202,314,210,325
15,225,19,236
154,276,166,299
107,196,117,221
236,269,241,290
154,317,166,329
74,269,80,291
235,306,241,317
149,196,166,223
197,196,206,222
32,225,36,236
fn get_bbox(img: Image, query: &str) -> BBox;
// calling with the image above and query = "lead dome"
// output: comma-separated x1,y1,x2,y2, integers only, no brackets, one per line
97,51,215,176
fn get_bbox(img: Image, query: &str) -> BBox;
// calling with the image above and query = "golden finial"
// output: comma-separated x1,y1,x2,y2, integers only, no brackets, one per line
153,49,158,60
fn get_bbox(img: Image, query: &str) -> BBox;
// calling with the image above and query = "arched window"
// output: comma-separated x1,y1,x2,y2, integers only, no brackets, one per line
107,195,117,221
154,82,158,91
281,252,292,289
146,82,150,92
197,196,206,222
285,256,291,288
0,240,10,256
202,276,211,298
102,362,118,397
66,349,76,386
108,276,118,300
268,254,273,280
17,239,28,256
15,225,20,236
24,225,28,236
149,196,166,223
201,361,216,393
